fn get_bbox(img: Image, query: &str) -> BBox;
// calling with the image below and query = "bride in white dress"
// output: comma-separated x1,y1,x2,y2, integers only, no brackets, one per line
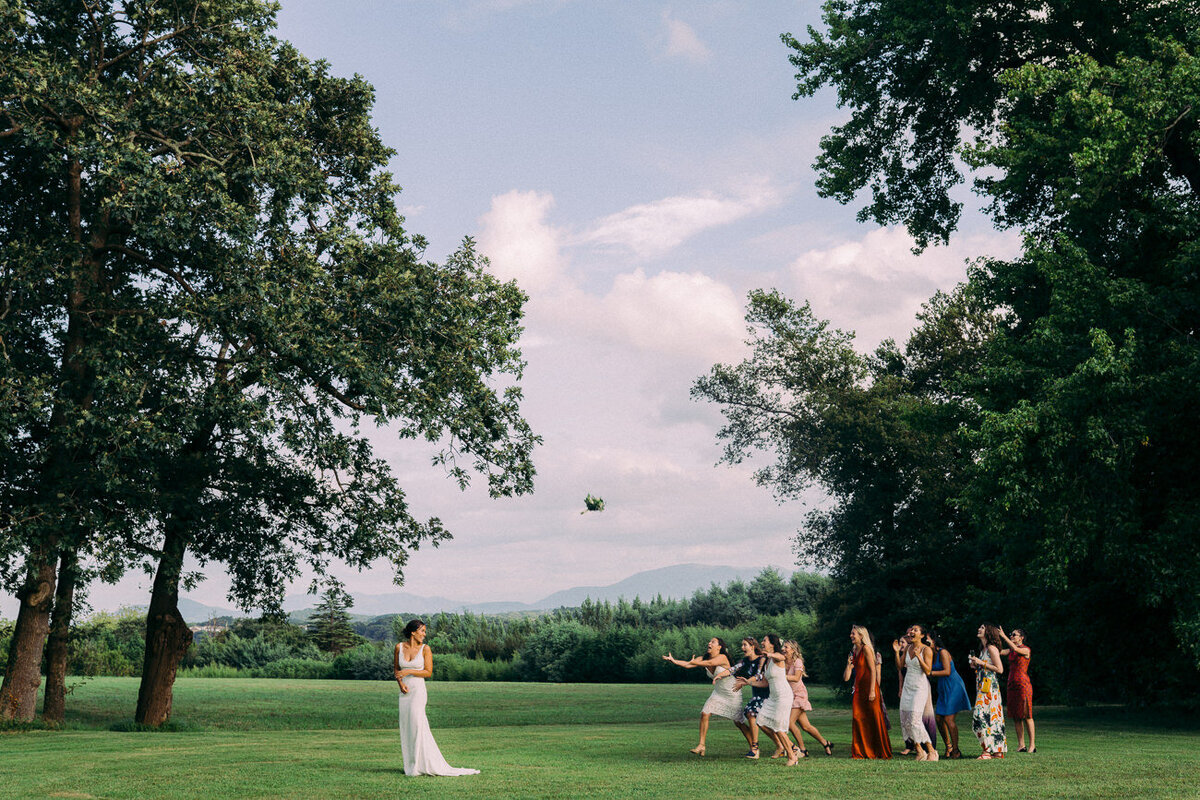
395,619,479,777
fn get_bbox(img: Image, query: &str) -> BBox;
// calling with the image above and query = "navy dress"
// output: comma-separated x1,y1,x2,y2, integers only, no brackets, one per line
733,656,768,720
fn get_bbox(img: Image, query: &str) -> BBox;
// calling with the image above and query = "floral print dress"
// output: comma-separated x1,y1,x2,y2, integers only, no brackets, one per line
971,648,1007,756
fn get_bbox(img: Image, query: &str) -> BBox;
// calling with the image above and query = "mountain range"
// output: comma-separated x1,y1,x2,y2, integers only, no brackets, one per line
174,563,784,623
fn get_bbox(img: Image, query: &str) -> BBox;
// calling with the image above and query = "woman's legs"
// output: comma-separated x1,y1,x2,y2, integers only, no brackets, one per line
787,708,805,752
746,714,760,750
936,714,952,756
734,719,755,748
796,710,829,750
764,725,798,765
691,712,711,753
1027,717,1036,751
948,713,962,755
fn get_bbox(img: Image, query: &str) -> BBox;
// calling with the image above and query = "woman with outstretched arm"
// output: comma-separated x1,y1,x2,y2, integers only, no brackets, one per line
663,637,751,756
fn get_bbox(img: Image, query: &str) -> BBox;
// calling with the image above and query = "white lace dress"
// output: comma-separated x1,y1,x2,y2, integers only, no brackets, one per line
755,658,794,732
397,646,479,776
701,665,744,720
899,651,932,745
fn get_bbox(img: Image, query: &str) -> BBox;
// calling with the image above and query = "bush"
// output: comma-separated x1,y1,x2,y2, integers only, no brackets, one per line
254,658,333,679
433,653,520,682
177,664,248,678
330,643,394,680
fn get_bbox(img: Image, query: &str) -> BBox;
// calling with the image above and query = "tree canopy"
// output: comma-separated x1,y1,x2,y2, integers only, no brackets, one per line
0,0,538,723
741,0,1200,702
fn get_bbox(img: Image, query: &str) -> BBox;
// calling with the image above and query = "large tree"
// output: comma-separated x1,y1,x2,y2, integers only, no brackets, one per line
1,0,537,724
781,0,1200,699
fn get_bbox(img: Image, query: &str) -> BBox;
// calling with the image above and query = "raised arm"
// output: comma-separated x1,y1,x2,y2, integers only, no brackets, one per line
843,651,855,683
999,628,1030,658
690,654,732,670
917,644,933,676
661,651,698,668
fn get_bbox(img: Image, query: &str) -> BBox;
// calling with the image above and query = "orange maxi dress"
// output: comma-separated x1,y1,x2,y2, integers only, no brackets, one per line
850,648,893,759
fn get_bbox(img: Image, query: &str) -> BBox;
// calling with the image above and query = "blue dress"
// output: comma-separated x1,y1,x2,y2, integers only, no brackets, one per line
932,653,972,716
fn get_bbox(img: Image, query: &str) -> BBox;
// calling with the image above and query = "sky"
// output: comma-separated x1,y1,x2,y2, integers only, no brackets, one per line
4,1,1020,617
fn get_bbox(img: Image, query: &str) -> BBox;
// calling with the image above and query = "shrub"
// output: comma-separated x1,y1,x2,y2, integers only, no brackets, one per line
176,664,248,678
330,643,394,680
254,658,333,680
433,653,519,682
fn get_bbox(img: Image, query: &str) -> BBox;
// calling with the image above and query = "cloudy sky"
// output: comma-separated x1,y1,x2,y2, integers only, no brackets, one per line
4,2,1021,617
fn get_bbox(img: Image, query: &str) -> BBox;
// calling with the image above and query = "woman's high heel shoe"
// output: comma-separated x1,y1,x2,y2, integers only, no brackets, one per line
689,745,705,756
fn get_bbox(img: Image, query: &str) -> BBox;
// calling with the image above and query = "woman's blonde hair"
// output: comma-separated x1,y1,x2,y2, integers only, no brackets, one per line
783,640,806,677
851,625,873,652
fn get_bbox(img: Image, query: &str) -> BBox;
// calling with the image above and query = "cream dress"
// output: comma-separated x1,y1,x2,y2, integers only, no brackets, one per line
397,646,479,776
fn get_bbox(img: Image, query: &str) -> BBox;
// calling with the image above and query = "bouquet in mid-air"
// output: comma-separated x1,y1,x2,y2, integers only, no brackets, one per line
581,494,605,514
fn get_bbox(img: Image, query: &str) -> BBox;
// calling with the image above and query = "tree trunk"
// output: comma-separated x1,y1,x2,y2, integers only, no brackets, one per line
1,154,103,723
42,550,79,724
0,551,57,721
134,523,192,727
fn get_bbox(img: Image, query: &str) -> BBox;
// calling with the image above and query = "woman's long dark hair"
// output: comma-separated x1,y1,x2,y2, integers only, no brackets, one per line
762,633,782,654
402,619,426,641
981,623,1003,649
710,637,730,660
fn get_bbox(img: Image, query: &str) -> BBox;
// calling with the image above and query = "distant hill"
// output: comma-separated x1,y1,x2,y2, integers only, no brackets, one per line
171,563,789,623
532,564,773,608
279,563,783,620
176,598,237,623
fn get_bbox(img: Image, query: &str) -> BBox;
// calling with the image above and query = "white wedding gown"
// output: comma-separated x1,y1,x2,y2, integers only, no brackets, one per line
397,646,479,776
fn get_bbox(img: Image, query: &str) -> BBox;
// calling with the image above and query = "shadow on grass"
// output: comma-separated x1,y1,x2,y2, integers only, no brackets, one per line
108,718,205,732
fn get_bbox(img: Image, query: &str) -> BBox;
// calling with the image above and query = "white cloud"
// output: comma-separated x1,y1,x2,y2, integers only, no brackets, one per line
580,181,784,259
477,190,565,293
788,226,1021,350
660,11,711,63
586,269,745,362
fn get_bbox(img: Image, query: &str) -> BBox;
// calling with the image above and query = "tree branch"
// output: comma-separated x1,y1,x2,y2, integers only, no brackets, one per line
95,244,200,299
97,26,193,74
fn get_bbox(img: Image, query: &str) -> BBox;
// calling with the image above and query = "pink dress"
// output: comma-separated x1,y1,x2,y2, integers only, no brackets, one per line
787,659,812,711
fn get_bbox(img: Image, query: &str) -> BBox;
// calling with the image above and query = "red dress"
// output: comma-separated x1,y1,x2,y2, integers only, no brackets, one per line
850,648,893,759
1006,647,1033,720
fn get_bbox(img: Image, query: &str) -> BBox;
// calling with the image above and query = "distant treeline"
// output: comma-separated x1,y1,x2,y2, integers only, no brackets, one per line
2,569,827,684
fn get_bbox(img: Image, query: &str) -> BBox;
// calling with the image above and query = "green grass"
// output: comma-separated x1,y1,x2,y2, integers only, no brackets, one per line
0,678,1197,799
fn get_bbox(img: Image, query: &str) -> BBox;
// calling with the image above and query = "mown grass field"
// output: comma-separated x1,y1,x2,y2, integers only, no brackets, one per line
1,678,1197,799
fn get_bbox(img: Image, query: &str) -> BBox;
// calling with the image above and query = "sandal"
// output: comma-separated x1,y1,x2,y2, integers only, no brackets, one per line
1028,747,1037,754
689,745,705,756
949,747,963,760
977,753,993,760
798,748,809,758
744,744,760,760
823,741,834,756
1018,746,1027,753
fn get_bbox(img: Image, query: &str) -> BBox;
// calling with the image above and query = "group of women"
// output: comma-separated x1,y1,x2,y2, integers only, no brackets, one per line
664,634,834,766
666,621,1035,763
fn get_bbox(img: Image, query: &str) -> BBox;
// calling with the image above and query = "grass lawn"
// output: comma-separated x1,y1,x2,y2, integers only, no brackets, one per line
1,678,1196,799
